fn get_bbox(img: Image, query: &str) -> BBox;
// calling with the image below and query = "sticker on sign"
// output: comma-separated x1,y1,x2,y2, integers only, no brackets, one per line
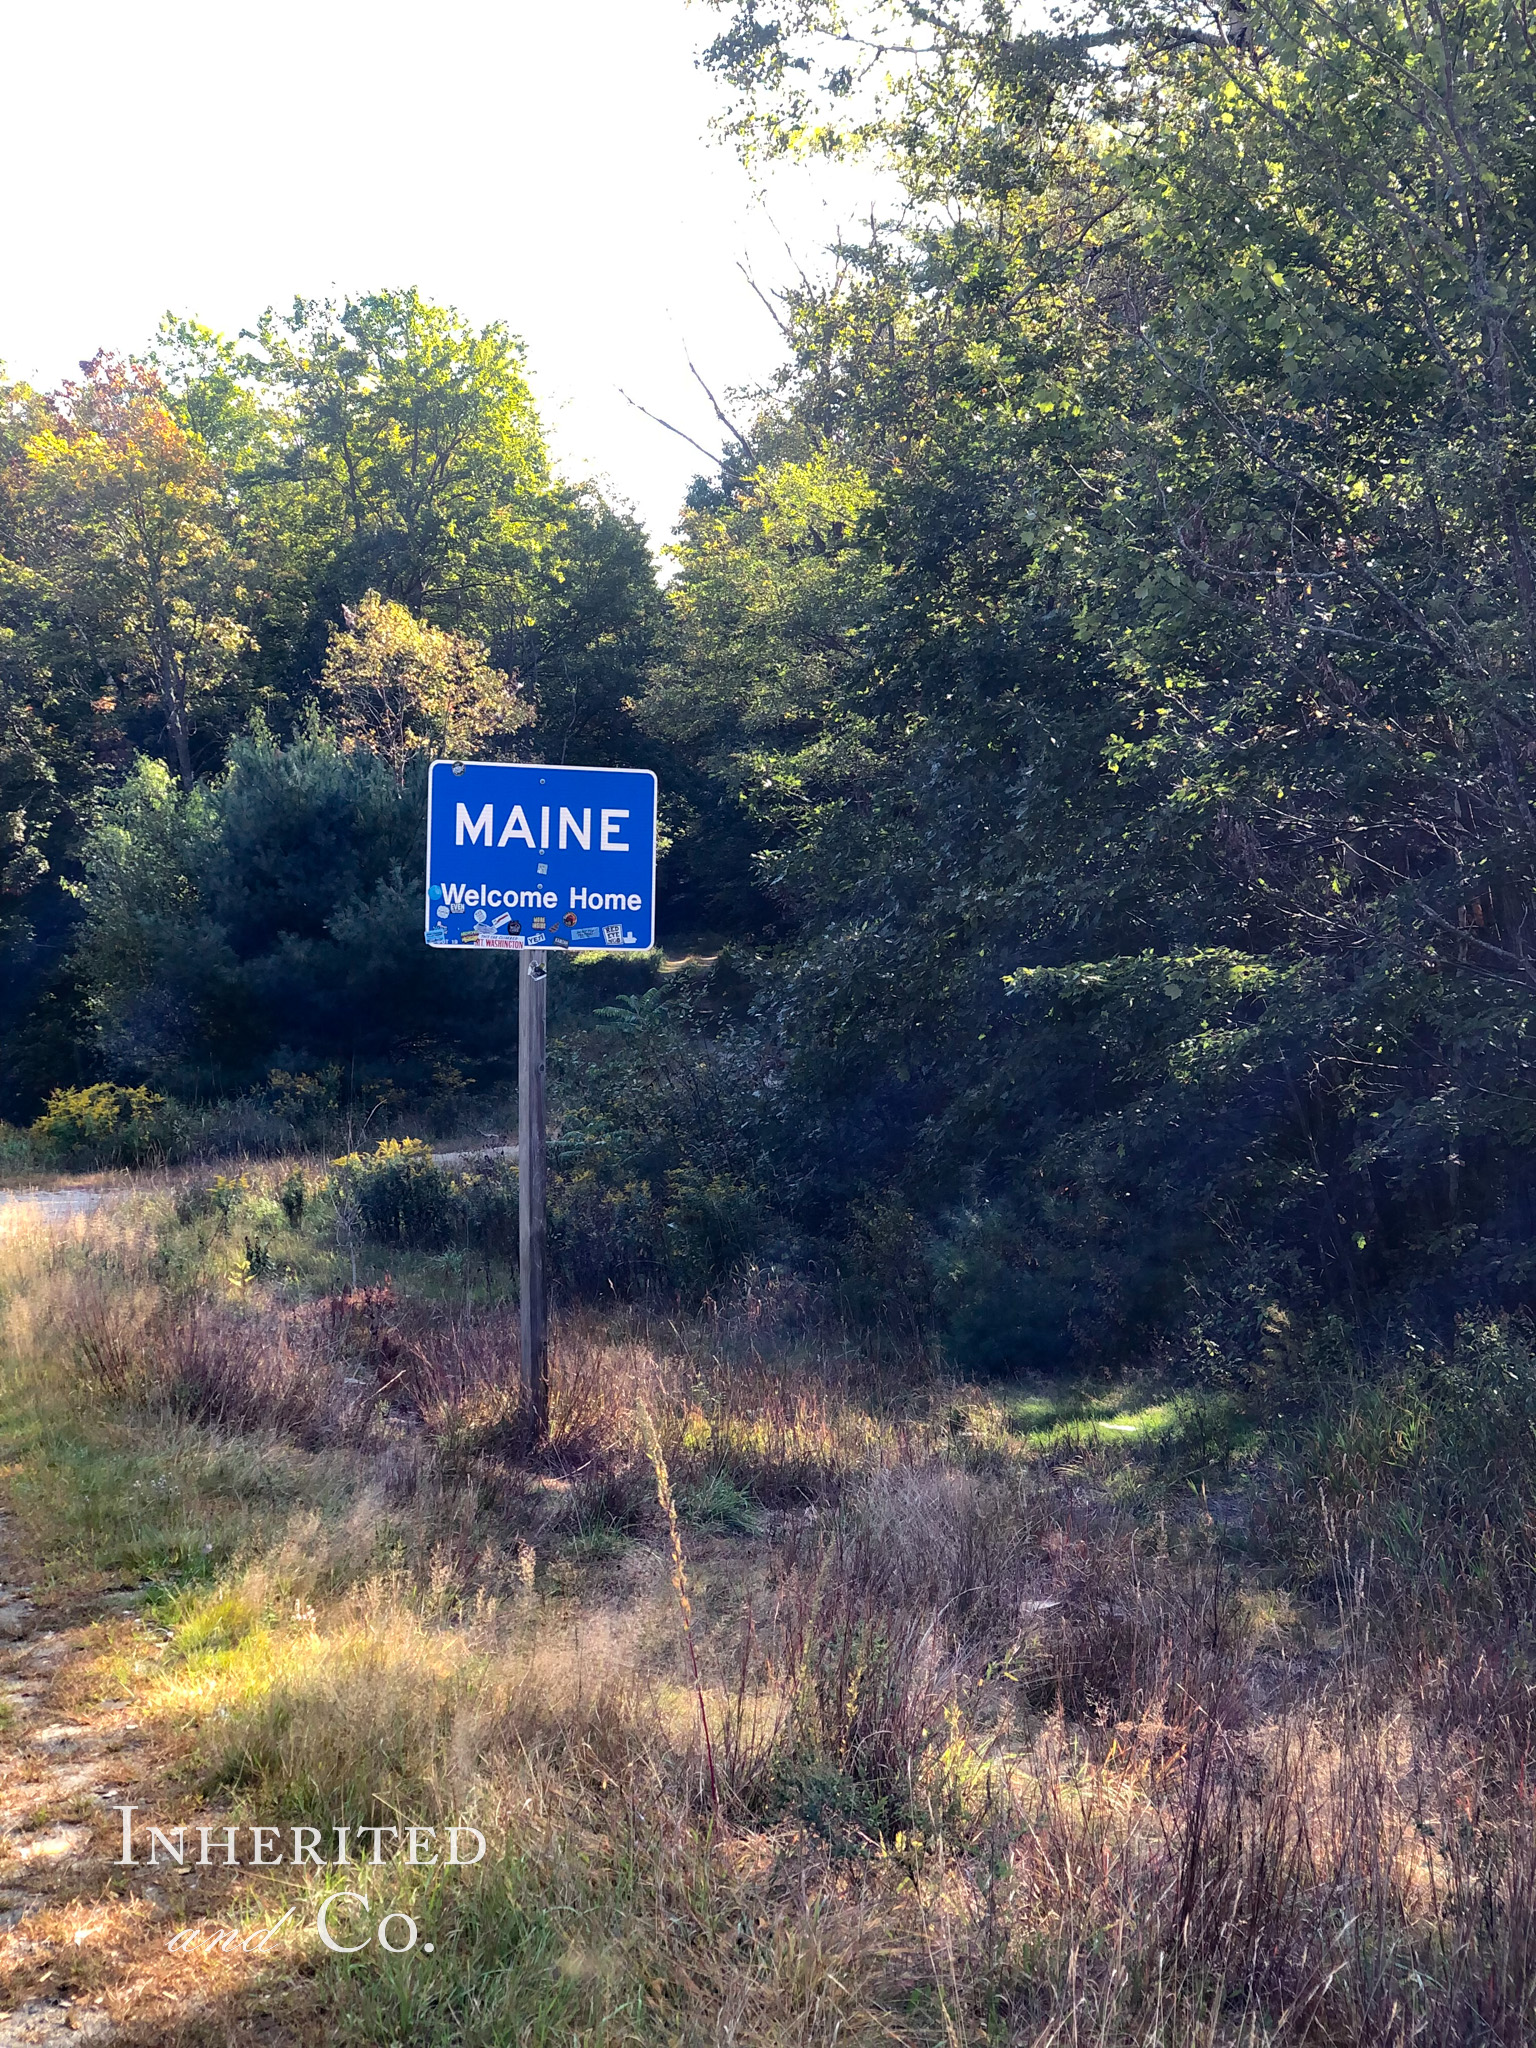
425,761,657,954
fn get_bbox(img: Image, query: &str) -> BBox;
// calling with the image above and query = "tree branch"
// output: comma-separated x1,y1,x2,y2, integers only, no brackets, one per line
617,390,721,466
686,357,755,457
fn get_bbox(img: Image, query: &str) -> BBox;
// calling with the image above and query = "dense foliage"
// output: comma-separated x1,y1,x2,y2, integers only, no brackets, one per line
618,0,1536,1368
0,291,661,1113
7,1,1536,1375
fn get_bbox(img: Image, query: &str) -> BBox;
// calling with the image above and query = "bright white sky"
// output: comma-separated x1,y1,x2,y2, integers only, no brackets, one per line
1,0,894,555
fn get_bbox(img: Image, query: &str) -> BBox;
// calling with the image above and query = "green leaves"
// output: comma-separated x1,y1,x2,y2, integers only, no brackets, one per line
319,593,530,786
0,288,665,1118
250,289,554,626
15,355,252,789
643,0,1536,1365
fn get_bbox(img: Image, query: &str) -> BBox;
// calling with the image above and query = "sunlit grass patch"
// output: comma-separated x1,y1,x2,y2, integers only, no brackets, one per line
996,1377,1175,1444
1088,1396,1180,1438
977,1378,1269,1493
0,1351,363,1596
159,1580,272,1664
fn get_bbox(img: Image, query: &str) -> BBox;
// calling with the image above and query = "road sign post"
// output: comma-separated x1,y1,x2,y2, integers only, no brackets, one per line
517,949,548,1439
424,761,658,1442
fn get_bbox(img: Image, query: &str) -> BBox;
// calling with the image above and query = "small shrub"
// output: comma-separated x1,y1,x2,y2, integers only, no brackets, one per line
331,1139,457,1250
265,1065,343,1142
1271,1315,1536,1637
549,1167,661,1294
0,1121,37,1171
174,1173,250,1230
30,1083,176,1167
457,1158,518,1277
278,1170,306,1230
768,1755,888,1854
677,1469,761,1534
837,1193,932,1342
174,1183,214,1227
661,1169,762,1289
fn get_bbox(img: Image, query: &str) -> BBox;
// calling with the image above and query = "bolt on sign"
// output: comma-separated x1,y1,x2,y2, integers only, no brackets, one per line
424,760,658,952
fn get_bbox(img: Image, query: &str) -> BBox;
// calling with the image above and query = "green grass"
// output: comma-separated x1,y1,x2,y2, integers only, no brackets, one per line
154,1191,520,1310
1001,1385,1180,1444
16,1204,1534,2046
677,1468,761,1534
0,1344,361,1593
317,1853,640,2047
982,1378,1267,1488
559,1512,631,1562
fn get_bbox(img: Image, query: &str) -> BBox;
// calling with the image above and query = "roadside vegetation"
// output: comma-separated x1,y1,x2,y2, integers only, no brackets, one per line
3,0,1536,2041
4,1186,1536,2043
6,0,1536,1394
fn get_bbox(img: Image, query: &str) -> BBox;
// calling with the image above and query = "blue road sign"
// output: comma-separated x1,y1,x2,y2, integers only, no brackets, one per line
425,760,658,954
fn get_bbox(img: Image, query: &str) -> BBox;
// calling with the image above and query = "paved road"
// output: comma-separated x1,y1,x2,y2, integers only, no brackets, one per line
0,1188,111,1231
0,1146,517,1233
427,1143,516,1168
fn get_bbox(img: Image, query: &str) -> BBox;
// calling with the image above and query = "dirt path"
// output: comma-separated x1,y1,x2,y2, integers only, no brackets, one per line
0,1514,127,2042
0,1194,113,1234
0,1518,317,2046
0,1146,513,1235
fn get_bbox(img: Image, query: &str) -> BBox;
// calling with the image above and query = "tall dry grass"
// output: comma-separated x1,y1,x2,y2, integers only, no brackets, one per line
7,1206,1536,2041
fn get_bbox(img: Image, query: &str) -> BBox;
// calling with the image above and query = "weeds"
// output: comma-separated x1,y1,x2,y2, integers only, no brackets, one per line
30,1081,177,1167
638,1399,720,1813
277,1169,307,1229
6,1196,1536,2042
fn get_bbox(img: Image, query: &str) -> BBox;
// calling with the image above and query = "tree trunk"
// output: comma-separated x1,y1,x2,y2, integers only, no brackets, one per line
157,649,195,791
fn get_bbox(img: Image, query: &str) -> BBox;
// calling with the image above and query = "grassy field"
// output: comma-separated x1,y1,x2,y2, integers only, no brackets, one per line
1,1169,1534,2045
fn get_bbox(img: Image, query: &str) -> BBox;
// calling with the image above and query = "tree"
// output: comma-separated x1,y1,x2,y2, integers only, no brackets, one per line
156,292,664,770
0,290,665,1116
320,591,531,783
643,437,890,931
70,732,520,1094
15,355,249,789
250,289,555,633
632,0,1536,1359
0,380,72,917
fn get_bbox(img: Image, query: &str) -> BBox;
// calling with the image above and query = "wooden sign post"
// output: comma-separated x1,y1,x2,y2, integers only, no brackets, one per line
518,948,548,1439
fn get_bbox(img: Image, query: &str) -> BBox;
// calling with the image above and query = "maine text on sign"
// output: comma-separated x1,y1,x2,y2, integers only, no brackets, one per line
424,761,658,952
